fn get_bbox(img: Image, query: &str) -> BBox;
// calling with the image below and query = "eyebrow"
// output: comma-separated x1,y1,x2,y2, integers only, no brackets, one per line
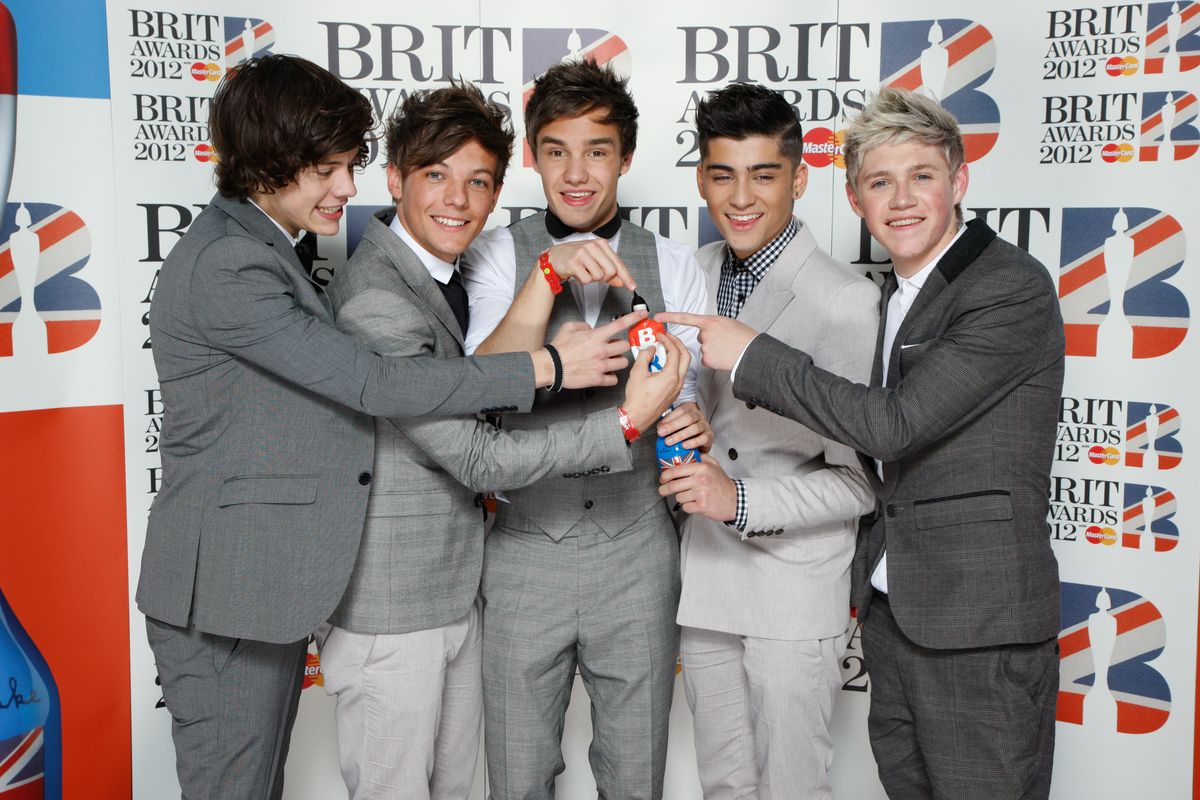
539,135,616,148
705,161,784,172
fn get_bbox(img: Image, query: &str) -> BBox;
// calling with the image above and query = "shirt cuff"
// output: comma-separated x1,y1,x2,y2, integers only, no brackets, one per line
729,334,760,383
724,478,747,532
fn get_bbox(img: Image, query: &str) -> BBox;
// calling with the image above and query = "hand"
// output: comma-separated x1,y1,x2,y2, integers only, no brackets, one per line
546,240,637,290
622,330,690,431
657,401,713,453
550,309,647,390
658,454,737,522
654,312,759,373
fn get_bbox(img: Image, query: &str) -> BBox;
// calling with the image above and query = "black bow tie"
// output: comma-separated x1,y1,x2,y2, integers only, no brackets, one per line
294,232,325,286
544,209,622,240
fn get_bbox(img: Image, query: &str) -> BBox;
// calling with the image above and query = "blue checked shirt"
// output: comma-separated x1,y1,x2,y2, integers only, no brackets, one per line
716,218,798,530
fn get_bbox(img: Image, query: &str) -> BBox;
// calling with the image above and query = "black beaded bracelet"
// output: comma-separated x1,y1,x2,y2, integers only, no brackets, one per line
543,344,563,392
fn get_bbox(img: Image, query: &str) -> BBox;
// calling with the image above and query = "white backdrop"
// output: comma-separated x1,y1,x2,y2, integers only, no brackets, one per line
3,1,1195,797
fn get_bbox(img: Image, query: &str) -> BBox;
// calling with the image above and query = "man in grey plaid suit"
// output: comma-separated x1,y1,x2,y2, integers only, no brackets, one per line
661,88,1064,799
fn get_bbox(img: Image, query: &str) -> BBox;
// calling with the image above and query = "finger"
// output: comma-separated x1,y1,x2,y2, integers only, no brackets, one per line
596,309,648,339
558,320,589,334
601,355,629,374
657,331,691,379
662,422,704,445
603,339,630,359
630,346,655,370
655,311,710,329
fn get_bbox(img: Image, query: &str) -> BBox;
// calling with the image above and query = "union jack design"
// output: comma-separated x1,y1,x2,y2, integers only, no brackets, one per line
0,727,46,798
1139,90,1199,160
0,203,99,357
520,28,632,166
224,17,275,70
879,19,999,162
1058,207,1189,358
1144,0,1200,74
1057,583,1171,733
1121,483,1179,550
1125,401,1183,468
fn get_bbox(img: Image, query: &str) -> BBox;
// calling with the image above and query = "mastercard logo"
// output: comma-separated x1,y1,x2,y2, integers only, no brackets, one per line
193,143,216,163
1100,142,1135,163
1104,56,1139,77
802,127,845,169
1087,445,1121,465
302,652,324,690
1084,525,1118,546
190,61,222,82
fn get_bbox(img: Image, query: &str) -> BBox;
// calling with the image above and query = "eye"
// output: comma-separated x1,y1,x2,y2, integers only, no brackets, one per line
426,170,444,181
470,177,492,189
711,174,732,184
753,174,775,183
870,179,888,189
914,173,933,182
588,149,609,158
316,168,333,178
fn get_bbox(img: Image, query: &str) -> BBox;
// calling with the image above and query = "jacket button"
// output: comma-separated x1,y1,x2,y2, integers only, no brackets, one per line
358,471,372,486
584,500,594,509
746,401,755,409
886,504,896,517
775,528,783,536
728,448,738,460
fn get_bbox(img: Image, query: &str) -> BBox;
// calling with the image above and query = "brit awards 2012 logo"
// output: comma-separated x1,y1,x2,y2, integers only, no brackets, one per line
1139,90,1199,160
223,16,275,70
1056,396,1183,469
127,10,274,82
1058,583,1170,733
1144,0,1200,73
1048,475,1179,551
520,27,631,166
879,19,1000,162
1058,207,1188,359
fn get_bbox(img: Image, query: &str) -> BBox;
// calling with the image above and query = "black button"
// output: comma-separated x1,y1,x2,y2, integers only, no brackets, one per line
886,504,896,517
737,293,745,303
728,448,738,461
600,465,610,473
584,500,594,509
358,471,372,485
775,528,783,536
673,502,682,512
746,401,755,409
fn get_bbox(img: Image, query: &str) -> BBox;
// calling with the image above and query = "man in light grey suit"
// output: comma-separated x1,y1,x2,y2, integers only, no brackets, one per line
659,83,877,800
318,84,688,800
661,88,1064,799
139,57,639,800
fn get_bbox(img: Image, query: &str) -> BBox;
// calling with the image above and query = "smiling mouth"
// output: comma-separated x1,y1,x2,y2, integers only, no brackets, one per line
888,217,922,228
433,216,468,228
561,191,594,205
317,205,344,217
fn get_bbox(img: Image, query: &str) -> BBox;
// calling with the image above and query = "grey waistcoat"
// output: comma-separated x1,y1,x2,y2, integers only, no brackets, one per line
501,211,666,541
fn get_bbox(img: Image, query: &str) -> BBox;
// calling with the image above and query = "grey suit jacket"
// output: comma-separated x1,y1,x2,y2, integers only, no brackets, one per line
735,219,1064,650
137,193,535,644
326,211,634,635
677,222,878,641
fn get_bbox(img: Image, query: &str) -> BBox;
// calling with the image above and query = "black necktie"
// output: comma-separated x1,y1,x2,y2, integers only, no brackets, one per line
294,232,324,286
544,209,622,240
438,270,470,337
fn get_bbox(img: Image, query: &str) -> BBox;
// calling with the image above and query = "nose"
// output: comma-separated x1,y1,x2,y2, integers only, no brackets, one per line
334,167,357,200
563,154,587,184
444,178,468,208
730,175,753,209
889,180,914,209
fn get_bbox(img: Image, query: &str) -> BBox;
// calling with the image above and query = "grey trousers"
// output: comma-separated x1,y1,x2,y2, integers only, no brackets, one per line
862,598,1058,800
481,511,680,800
146,616,307,800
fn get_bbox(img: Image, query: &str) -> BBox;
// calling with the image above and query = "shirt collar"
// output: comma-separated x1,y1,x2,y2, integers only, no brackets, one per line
389,212,457,285
723,216,799,280
895,224,966,296
544,208,622,240
248,198,300,246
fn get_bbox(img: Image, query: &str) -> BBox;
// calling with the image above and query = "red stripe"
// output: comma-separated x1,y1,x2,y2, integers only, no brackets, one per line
586,35,627,66
0,779,46,800
33,210,84,252
0,4,15,95
1116,699,1169,734
1058,626,1090,658
1113,600,1161,634
1059,252,1105,297
0,728,39,779
46,319,101,354
945,24,991,67
1132,325,1189,359
0,248,12,278
1063,323,1098,357
1056,690,1084,724
889,64,922,91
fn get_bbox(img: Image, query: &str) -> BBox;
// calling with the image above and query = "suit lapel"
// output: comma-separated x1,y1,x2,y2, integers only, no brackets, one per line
364,210,465,351
211,192,332,316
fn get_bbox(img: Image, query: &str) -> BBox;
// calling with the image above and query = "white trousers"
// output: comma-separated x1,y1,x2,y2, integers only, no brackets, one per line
316,603,483,800
679,624,849,800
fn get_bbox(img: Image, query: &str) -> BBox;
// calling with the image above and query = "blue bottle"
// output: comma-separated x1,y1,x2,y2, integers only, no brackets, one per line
0,586,62,799
627,293,701,470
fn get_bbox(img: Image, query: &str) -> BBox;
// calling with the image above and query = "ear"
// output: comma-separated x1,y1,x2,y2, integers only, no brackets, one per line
952,162,969,206
386,163,403,202
791,161,809,201
488,183,503,215
845,180,866,219
529,139,542,175
619,150,633,176
695,164,707,201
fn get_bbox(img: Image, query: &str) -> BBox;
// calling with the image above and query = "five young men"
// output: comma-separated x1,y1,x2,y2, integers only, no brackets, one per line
144,49,1063,800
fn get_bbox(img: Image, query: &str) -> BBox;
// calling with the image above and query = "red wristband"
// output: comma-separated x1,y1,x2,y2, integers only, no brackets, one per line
617,406,640,443
539,249,565,295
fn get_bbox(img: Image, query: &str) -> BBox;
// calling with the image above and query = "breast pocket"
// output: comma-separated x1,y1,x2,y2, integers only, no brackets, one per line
914,490,1013,530
217,474,318,506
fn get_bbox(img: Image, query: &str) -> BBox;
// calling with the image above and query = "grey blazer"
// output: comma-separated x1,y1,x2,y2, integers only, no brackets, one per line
137,193,535,644
677,222,878,641
326,211,634,635
735,220,1064,650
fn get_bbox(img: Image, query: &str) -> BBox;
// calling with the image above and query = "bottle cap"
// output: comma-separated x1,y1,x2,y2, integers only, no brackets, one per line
631,291,648,312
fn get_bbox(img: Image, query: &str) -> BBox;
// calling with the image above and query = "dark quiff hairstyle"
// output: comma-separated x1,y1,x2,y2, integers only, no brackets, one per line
525,59,638,157
209,54,374,198
695,83,804,165
386,81,515,186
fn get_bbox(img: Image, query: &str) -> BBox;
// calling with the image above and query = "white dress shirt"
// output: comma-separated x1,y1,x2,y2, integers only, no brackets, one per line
871,225,965,594
461,222,707,402
389,213,457,285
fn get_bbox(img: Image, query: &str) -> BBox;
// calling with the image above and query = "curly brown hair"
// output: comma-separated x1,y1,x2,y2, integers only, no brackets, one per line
209,54,375,198
386,82,514,187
